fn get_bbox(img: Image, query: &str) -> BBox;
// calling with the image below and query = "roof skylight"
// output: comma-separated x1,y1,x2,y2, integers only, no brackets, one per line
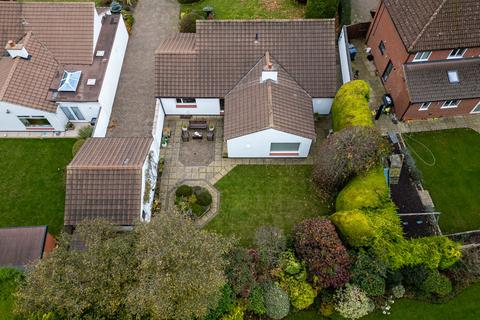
59,71,81,92
447,70,459,83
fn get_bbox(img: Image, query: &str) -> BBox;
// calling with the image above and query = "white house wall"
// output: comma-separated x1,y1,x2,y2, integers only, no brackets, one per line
152,99,166,151
312,98,334,114
58,102,101,123
94,16,129,137
0,101,67,132
160,98,220,115
227,128,312,158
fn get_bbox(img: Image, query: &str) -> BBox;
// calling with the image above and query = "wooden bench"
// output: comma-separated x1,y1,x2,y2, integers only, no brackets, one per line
188,120,208,130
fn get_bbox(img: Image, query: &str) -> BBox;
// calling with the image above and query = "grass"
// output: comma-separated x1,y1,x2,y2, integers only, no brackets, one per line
181,0,306,19
0,139,76,235
286,283,480,320
403,129,480,233
206,165,329,246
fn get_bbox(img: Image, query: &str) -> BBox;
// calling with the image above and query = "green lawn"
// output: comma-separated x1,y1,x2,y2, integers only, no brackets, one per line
181,0,305,19
0,268,23,320
403,129,480,233
206,165,329,246
286,283,480,320
0,139,76,235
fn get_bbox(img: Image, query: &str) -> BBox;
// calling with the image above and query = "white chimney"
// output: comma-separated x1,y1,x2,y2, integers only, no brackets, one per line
5,40,29,59
261,52,277,82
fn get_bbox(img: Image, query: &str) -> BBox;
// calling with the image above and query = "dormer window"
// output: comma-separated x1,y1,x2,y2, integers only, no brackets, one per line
447,70,459,83
448,48,467,59
59,71,81,92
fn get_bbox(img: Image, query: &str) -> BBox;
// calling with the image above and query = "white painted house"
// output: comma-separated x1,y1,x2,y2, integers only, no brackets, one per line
0,2,128,137
155,20,337,158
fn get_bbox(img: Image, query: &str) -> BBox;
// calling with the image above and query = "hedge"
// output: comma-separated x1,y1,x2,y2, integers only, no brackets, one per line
305,0,339,19
330,210,376,247
331,80,373,131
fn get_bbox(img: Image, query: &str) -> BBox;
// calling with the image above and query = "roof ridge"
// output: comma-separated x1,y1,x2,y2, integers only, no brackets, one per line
409,0,448,51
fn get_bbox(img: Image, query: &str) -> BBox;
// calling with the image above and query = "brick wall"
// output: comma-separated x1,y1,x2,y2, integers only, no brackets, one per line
43,233,57,257
407,47,480,62
404,98,480,120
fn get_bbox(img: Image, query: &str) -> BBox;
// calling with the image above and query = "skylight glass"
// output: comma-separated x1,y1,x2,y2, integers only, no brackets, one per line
447,70,459,83
58,71,82,92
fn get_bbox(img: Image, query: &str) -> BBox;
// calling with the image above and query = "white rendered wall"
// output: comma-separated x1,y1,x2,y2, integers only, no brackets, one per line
0,101,67,132
160,98,220,115
227,128,312,158
312,98,334,114
94,16,129,137
152,99,166,151
93,8,102,52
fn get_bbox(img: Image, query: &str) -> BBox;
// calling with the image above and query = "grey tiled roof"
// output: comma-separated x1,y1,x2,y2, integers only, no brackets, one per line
0,226,48,268
155,20,337,98
384,0,480,52
224,54,315,140
65,137,153,226
404,58,480,103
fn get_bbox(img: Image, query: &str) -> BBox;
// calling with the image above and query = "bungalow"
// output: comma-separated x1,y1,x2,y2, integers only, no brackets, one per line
0,2,128,137
64,137,157,229
155,20,337,158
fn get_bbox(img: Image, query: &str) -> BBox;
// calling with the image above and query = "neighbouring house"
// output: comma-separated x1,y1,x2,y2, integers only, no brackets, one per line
0,2,128,137
366,0,480,120
155,20,337,158
64,137,157,230
0,226,56,269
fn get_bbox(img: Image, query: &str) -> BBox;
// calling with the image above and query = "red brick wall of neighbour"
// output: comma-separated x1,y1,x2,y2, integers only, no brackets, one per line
43,233,56,257
407,47,480,62
403,98,480,120
366,1,411,118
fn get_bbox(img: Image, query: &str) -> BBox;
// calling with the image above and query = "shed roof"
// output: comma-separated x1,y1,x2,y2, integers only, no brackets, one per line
0,226,48,268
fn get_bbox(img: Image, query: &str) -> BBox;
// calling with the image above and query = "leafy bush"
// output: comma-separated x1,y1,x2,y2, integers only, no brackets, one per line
331,80,373,131
254,226,286,270
334,284,374,319
179,11,204,33
176,184,193,197
313,126,389,202
246,286,266,315
196,189,212,206
191,203,205,217
335,166,389,211
391,284,405,298
350,250,387,297
330,210,375,247
225,247,257,297
279,250,303,276
72,139,85,156
221,303,246,320
420,270,452,297
305,0,339,19
77,125,93,139
446,246,480,290
205,285,236,320
264,283,290,319
401,265,432,289
319,291,335,317
293,218,350,288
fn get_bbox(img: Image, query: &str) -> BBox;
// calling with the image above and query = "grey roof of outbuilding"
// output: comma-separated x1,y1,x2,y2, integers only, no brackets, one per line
404,58,480,103
0,226,48,268
384,0,480,52
65,137,152,226
155,19,337,98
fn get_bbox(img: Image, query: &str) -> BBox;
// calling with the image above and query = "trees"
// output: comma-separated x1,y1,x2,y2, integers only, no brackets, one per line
293,218,350,288
305,0,339,19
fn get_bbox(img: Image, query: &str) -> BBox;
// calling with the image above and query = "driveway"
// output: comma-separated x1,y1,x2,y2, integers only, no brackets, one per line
350,0,379,24
107,0,179,137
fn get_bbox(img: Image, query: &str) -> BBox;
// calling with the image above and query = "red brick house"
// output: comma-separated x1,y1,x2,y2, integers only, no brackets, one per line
366,0,480,120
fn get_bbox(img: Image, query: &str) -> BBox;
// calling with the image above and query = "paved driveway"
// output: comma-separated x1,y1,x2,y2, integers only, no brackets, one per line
351,0,379,24
107,0,179,137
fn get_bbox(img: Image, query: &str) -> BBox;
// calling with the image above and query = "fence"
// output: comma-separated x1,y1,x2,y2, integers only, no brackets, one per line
347,22,371,39
338,26,353,84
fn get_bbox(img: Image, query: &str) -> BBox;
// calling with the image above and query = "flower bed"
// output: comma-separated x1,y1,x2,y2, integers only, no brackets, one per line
175,184,213,219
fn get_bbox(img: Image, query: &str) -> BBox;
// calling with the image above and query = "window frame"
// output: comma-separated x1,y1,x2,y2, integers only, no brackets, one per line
412,51,432,62
441,100,461,108
378,41,386,55
71,106,85,120
17,116,53,129
382,60,394,82
448,48,467,59
219,98,225,112
270,142,301,156
419,102,431,111
176,98,196,104
470,102,480,114
60,105,85,121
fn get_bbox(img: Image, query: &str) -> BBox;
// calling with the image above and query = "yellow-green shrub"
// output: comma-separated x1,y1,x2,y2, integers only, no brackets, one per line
330,210,376,247
331,80,373,131
335,166,388,211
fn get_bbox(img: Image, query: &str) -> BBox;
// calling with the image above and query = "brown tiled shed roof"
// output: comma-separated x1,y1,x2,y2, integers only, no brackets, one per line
155,20,337,98
384,0,480,52
65,137,153,226
225,54,315,141
404,58,480,103
0,32,58,113
0,226,48,268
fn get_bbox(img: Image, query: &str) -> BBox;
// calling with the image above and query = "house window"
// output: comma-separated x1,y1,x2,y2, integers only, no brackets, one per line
382,60,393,81
61,106,85,121
413,51,432,62
219,99,225,112
447,70,459,84
470,102,480,114
176,98,196,104
419,102,431,111
270,142,300,154
378,41,386,55
18,116,52,128
448,48,467,59
442,100,460,108
71,107,85,120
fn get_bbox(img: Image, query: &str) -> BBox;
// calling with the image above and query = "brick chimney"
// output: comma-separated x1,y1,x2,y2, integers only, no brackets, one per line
261,52,277,83
5,40,29,59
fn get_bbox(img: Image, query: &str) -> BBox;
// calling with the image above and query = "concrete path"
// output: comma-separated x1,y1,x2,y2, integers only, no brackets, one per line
107,0,179,137
350,0,379,24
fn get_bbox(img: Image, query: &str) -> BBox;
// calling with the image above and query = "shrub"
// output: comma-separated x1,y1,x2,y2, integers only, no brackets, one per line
77,125,93,139
205,284,236,320
191,203,205,217
176,184,193,197
391,284,405,298
264,283,290,320
72,139,85,156
335,166,389,211
179,11,204,33
350,250,387,297
420,270,452,297
254,226,286,270
121,9,135,33
446,246,480,289
331,80,373,131
225,247,257,297
334,284,374,320
246,286,266,315
401,265,432,289
279,250,303,276
330,210,375,247
221,303,246,320
196,189,212,206
293,217,350,288
319,291,335,317
305,0,339,19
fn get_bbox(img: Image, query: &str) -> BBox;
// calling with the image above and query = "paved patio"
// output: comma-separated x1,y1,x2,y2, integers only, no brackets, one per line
350,0,379,24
